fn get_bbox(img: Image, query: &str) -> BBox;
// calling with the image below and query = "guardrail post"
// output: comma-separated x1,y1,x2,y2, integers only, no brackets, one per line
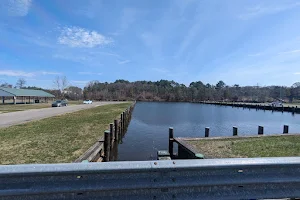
104,130,111,162
258,126,264,135
114,119,118,141
169,127,174,158
205,127,210,137
233,127,238,136
283,125,289,134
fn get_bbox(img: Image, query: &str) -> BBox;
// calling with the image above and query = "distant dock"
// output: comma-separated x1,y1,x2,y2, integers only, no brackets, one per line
197,101,300,114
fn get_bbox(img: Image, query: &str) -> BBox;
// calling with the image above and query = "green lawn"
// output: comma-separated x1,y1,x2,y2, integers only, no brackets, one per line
188,135,300,158
0,101,84,113
0,102,131,164
0,103,51,113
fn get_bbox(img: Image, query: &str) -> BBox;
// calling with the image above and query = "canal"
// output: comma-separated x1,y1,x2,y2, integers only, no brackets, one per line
117,102,300,161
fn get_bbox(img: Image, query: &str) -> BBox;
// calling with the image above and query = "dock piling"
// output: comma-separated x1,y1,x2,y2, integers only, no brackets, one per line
205,127,210,137
258,126,264,135
120,113,123,136
169,127,174,158
233,127,238,136
110,123,114,145
283,125,289,134
114,119,118,141
104,130,111,162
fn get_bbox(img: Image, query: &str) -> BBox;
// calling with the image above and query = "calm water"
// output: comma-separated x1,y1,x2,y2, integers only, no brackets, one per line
117,102,300,161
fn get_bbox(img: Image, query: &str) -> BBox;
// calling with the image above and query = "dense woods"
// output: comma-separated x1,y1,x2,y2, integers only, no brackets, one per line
83,80,300,103
2,79,300,103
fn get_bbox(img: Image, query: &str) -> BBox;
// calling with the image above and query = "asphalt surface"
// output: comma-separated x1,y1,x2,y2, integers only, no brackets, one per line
0,102,126,128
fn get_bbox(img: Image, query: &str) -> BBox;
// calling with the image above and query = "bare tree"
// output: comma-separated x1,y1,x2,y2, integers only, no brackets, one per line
0,82,13,88
16,78,26,88
53,76,69,99
61,76,69,93
53,76,61,91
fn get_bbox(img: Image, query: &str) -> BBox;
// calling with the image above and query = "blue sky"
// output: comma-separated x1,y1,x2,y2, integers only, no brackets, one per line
1,0,300,88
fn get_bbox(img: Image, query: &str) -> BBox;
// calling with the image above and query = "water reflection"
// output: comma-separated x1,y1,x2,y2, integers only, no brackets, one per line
116,102,300,161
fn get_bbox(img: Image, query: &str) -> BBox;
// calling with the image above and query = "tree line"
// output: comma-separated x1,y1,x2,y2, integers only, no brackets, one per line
1,78,300,102
84,80,300,103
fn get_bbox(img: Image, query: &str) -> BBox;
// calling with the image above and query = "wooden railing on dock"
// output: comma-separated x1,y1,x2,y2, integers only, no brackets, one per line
168,125,299,160
74,101,136,163
198,101,300,114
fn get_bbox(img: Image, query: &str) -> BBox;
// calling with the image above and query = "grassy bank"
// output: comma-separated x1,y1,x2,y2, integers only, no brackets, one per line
0,101,82,113
0,104,51,113
188,135,300,158
0,102,131,164
0,101,82,114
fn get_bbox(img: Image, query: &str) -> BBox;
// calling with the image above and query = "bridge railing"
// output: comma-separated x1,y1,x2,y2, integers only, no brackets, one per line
1,157,299,199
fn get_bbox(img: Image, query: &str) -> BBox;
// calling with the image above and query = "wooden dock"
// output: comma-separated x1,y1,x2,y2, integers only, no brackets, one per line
198,101,300,114
165,125,299,160
74,101,136,162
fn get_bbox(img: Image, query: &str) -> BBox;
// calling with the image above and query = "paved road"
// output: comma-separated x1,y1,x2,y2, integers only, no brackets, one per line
0,102,126,128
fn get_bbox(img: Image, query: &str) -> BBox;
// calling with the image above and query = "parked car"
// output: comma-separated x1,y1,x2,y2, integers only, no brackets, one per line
83,100,93,104
52,100,68,107
269,101,283,107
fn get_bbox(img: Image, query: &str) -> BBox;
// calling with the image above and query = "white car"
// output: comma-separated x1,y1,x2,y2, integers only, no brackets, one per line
83,100,93,104
269,101,283,107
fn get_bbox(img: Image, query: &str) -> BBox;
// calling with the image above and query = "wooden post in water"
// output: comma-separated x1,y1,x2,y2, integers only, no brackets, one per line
120,113,123,135
114,119,118,141
122,111,125,133
124,110,127,125
104,130,111,162
233,127,238,136
283,125,289,134
110,123,114,146
205,127,210,137
292,107,296,114
258,126,264,135
169,127,174,158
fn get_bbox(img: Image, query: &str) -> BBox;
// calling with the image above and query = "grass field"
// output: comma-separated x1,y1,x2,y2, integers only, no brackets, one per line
0,101,83,113
188,135,300,158
0,102,131,164
0,103,51,113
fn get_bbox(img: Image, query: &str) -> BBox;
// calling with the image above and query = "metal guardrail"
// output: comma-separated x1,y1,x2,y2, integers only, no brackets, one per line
0,157,300,199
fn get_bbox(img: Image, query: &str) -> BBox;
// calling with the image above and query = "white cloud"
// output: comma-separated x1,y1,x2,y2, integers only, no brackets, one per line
26,78,52,81
294,72,300,75
78,72,102,75
0,70,61,77
278,49,300,55
41,71,62,75
71,80,90,86
151,68,169,73
239,2,300,20
118,60,131,65
0,0,32,16
0,70,34,77
58,26,113,48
